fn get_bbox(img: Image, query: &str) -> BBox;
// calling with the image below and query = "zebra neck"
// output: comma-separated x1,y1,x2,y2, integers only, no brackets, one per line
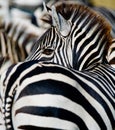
71,24,108,71
68,10,112,70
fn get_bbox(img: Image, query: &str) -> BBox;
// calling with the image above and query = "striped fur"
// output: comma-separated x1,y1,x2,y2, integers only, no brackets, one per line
39,1,115,38
0,1,115,130
0,20,45,75
0,61,114,130
36,1,115,67
26,1,112,71
0,21,42,129
106,39,115,68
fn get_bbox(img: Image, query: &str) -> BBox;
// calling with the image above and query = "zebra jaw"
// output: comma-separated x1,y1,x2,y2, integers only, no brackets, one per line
51,6,71,37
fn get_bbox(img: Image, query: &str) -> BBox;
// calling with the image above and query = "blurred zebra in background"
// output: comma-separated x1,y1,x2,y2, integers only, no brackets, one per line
0,20,44,74
0,1,47,129
0,0,52,74
2,0,115,38
0,19,45,130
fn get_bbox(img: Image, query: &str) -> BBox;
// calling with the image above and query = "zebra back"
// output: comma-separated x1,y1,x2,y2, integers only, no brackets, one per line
0,60,114,130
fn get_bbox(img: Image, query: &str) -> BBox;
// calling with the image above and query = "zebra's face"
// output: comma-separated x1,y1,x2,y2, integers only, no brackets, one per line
27,27,73,68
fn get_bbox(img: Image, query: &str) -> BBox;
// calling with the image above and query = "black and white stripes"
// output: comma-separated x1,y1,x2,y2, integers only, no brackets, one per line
1,61,114,130
107,39,115,67
26,2,112,71
0,1,115,130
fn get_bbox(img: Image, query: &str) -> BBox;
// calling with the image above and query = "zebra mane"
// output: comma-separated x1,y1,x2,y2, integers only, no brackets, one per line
43,1,112,55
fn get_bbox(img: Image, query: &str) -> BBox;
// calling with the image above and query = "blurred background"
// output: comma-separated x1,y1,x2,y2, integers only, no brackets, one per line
0,0,115,24
92,0,115,9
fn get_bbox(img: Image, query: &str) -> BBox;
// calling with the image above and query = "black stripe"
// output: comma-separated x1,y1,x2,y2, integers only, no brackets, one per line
19,125,62,130
17,79,107,129
5,61,39,100
16,106,88,130
77,25,103,70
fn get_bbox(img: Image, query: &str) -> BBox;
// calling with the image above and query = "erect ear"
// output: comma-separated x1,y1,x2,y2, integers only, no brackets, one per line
43,2,51,12
51,6,71,37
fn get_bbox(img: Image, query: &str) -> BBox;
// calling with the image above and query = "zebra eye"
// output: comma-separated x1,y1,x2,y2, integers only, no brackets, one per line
42,48,54,55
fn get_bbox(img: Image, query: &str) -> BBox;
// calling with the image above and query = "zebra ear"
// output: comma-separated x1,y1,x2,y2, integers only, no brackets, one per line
51,6,71,37
43,2,51,12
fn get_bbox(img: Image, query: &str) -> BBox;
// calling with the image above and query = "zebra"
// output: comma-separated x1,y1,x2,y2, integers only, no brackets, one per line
0,1,115,130
0,19,46,74
26,1,113,70
1,62,114,130
34,0,92,29
33,0,115,67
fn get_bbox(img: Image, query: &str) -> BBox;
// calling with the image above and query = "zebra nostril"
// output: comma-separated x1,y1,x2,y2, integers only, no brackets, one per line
42,48,54,55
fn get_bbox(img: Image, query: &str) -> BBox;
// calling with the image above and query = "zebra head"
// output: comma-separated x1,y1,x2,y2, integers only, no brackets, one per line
26,1,112,71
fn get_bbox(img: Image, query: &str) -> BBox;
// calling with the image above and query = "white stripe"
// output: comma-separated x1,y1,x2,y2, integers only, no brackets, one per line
13,94,100,130
79,34,104,70
108,51,115,61
14,113,79,130
8,63,42,97
78,24,100,60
